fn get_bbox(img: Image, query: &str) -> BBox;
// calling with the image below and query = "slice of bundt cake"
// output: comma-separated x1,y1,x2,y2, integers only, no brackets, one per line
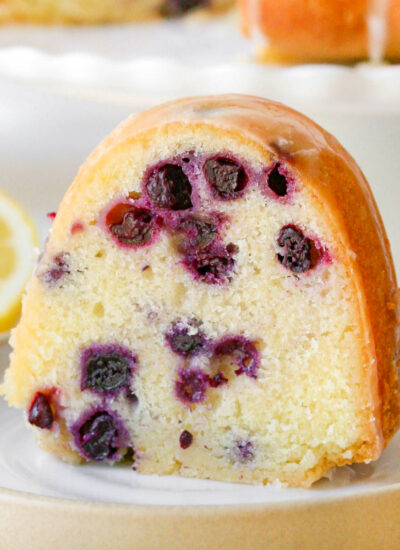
2,95,399,487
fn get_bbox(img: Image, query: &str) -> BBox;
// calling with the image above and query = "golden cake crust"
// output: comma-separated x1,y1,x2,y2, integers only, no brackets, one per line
239,0,400,62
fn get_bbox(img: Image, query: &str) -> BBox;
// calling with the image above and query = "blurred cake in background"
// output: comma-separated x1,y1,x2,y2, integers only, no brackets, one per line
0,0,232,23
239,0,400,62
1,0,399,65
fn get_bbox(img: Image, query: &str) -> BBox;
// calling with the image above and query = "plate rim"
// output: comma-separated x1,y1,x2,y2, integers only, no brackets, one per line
1,472,400,510
1,480,400,550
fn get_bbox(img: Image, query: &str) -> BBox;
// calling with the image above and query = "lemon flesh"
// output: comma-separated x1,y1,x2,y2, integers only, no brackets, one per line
0,189,39,334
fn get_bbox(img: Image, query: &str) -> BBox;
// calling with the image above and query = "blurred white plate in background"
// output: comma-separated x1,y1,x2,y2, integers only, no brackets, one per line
0,18,400,108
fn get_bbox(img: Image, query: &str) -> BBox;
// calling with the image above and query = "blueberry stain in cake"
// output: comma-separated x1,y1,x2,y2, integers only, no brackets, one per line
166,320,208,357
209,372,228,388
126,390,139,405
183,242,238,284
73,408,128,461
71,222,85,235
28,392,54,429
145,164,193,210
106,203,159,247
80,344,136,396
204,157,247,200
276,225,314,273
39,253,70,285
47,212,57,222
175,368,209,404
232,440,255,463
179,430,193,449
214,336,260,378
266,164,290,197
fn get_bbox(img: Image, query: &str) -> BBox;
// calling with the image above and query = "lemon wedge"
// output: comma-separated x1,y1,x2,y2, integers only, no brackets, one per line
0,189,38,335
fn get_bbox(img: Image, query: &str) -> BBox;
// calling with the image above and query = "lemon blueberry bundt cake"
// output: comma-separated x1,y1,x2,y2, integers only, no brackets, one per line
2,94,399,487
239,0,400,62
0,0,231,23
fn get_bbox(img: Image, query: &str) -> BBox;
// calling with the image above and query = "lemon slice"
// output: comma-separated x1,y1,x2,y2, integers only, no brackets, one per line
0,189,39,335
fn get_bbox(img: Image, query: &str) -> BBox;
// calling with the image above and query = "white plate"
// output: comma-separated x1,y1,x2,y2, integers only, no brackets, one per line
0,79,399,510
0,18,400,109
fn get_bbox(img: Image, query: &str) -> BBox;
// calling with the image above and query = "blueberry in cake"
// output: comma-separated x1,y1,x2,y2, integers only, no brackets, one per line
2,94,399,487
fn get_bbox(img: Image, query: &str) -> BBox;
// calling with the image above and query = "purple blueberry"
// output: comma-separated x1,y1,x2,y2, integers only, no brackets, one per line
183,242,238,284
80,344,136,396
175,368,209,404
28,392,54,429
232,440,255,463
204,157,247,200
179,430,193,449
73,408,128,461
107,205,157,247
277,225,312,273
166,321,208,358
267,164,289,197
178,216,218,250
214,336,259,378
145,164,193,210
39,253,70,285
